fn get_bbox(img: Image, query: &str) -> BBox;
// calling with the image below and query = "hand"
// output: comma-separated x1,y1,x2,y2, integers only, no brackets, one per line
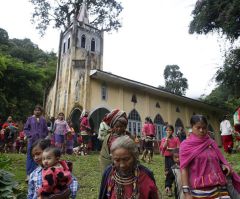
222,164,231,176
167,147,174,151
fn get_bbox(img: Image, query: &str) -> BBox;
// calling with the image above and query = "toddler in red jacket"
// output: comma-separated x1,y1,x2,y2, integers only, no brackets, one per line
37,146,72,197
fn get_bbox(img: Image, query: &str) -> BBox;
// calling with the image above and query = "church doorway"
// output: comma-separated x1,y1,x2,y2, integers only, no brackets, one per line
89,107,110,133
69,108,82,134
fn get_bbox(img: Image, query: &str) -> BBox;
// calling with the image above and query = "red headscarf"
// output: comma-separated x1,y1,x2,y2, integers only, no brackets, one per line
103,109,128,128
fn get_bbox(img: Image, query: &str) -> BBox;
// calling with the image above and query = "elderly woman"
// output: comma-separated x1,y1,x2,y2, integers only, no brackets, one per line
99,109,130,172
98,135,160,199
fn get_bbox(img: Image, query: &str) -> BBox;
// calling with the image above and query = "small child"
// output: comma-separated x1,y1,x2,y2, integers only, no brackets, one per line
53,112,70,152
37,146,72,197
165,148,184,199
65,122,75,155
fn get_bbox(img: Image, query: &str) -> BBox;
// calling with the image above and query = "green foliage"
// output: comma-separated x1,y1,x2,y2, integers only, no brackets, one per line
0,28,9,45
201,48,240,112
163,65,188,96
0,28,57,120
216,48,240,97
189,0,240,42
0,169,26,199
190,1,240,112
0,156,11,169
200,85,230,109
30,0,123,36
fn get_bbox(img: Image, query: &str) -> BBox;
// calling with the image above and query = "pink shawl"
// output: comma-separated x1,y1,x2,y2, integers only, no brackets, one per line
180,133,240,193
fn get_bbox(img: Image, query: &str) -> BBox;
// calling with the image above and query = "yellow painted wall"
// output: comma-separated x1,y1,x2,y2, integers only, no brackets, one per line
88,78,221,144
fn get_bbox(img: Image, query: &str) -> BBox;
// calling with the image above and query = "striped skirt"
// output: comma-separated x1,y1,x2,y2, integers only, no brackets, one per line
191,186,230,199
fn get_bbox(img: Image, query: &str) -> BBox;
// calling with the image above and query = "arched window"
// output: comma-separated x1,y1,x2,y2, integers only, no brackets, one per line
128,109,141,136
156,102,160,108
91,38,95,52
67,37,71,49
175,118,184,134
101,84,107,100
154,114,165,140
131,94,137,103
81,34,86,48
176,106,180,113
63,42,66,53
75,81,80,102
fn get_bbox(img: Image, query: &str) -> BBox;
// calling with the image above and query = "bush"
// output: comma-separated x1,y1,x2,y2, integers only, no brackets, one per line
0,169,26,199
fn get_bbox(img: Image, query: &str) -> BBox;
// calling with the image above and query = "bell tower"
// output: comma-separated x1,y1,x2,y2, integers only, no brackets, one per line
53,0,103,116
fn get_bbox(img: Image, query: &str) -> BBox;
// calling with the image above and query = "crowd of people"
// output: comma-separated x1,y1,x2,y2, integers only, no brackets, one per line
1,105,240,199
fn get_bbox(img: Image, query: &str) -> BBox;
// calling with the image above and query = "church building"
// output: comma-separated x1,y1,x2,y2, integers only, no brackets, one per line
45,2,223,145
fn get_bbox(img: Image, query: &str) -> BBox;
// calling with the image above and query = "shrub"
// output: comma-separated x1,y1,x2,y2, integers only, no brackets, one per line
0,169,26,199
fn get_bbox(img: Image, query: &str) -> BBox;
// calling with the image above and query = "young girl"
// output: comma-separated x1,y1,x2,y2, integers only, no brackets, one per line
65,122,75,155
28,139,79,199
37,146,72,197
53,112,70,152
180,115,240,199
160,125,180,197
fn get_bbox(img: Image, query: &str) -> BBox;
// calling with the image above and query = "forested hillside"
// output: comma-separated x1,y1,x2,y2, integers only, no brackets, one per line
0,28,57,121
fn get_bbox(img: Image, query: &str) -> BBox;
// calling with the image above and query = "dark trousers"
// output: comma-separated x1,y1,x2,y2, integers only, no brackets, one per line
165,156,174,188
26,142,37,175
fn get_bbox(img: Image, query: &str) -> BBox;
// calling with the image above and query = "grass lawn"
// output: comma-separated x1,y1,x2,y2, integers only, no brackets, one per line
2,151,240,199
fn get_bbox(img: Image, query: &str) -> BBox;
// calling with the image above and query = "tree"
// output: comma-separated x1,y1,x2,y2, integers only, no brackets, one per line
163,65,188,96
216,48,240,97
30,0,123,36
0,28,57,120
189,1,240,111
0,28,9,45
189,0,240,42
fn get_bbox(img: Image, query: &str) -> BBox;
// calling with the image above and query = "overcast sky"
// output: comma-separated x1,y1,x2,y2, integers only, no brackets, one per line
0,0,227,98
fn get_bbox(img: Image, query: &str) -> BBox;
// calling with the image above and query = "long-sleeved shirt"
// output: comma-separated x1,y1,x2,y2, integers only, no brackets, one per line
24,116,48,144
28,166,79,199
53,119,70,135
160,137,180,156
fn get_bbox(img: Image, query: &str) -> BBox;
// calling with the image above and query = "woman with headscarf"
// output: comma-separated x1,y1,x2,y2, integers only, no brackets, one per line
98,135,160,199
99,109,130,172
180,115,240,199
